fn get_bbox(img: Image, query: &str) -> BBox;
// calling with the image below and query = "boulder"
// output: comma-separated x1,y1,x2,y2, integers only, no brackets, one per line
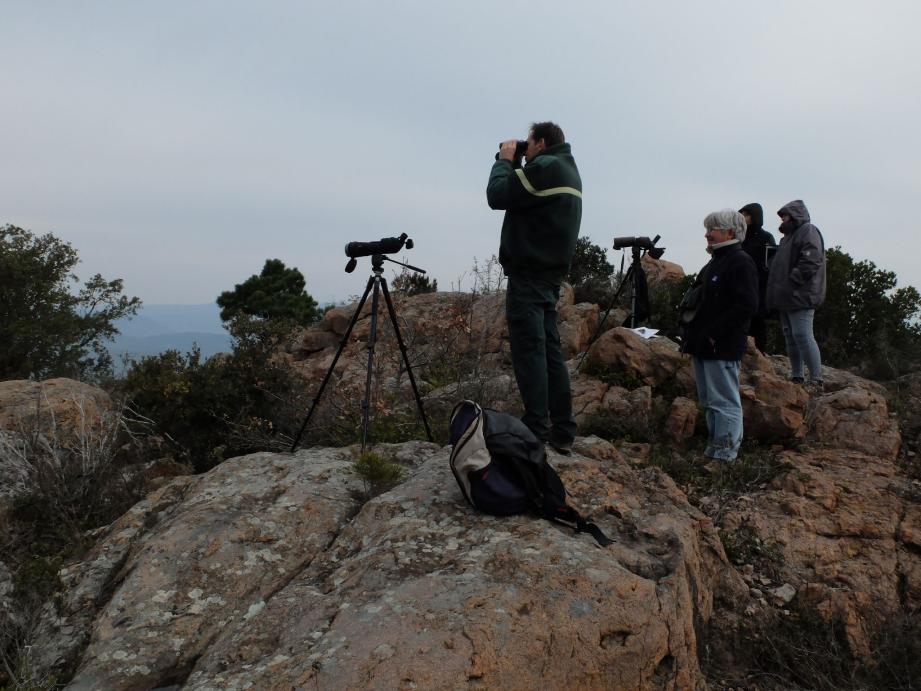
601,385,653,434
0,378,112,439
34,442,741,691
298,329,341,355
809,386,901,459
665,397,698,442
720,449,921,658
0,379,114,505
558,302,599,359
739,371,808,441
641,256,685,290
586,328,694,394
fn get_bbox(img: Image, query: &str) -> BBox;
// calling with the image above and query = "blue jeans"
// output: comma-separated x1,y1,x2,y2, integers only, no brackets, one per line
779,309,822,381
692,358,743,461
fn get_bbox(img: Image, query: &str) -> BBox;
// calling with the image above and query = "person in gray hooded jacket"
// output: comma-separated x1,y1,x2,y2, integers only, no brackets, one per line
765,199,826,388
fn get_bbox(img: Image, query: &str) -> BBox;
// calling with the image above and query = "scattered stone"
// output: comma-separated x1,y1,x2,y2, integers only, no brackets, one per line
770,583,797,605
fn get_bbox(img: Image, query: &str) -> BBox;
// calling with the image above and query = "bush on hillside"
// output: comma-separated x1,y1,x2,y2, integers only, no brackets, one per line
217,258,319,325
118,337,303,472
814,247,921,378
567,236,615,305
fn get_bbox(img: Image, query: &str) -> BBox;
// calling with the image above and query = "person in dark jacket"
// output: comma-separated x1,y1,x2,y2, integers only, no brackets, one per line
681,209,758,462
738,202,776,353
765,200,826,390
487,121,581,454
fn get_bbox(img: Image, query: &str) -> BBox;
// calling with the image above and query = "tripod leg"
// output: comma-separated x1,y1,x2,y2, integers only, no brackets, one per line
360,277,382,450
290,275,375,451
379,278,434,442
575,263,635,371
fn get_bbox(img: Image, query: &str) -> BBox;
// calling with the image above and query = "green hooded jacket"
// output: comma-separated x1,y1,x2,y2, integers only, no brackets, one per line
486,143,582,285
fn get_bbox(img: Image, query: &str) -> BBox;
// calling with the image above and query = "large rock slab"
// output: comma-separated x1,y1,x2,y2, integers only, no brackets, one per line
0,378,112,439
0,378,114,505
721,449,921,658
33,446,379,688
809,386,901,459
37,442,740,690
586,328,694,394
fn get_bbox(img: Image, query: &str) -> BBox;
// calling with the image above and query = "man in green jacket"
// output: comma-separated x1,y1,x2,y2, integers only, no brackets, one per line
487,121,582,454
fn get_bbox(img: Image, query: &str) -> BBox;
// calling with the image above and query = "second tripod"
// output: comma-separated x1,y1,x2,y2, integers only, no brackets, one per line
290,253,433,451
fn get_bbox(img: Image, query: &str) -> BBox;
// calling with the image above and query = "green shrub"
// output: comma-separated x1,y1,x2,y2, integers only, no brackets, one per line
118,340,303,472
353,450,403,496
730,608,921,691
567,237,615,305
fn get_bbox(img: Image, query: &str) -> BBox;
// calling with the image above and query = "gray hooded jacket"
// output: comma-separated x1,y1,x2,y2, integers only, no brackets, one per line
765,200,826,311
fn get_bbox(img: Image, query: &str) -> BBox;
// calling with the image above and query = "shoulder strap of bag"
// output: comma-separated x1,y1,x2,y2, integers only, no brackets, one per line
501,453,614,548
449,401,490,506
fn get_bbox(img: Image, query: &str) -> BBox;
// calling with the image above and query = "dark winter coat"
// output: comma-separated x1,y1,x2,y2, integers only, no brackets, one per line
487,143,582,285
765,200,826,311
681,242,759,360
738,202,777,316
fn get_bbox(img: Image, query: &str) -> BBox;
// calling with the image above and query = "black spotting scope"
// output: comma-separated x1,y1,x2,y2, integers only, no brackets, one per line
612,234,666,259
344,233,415,272
345,233,414,259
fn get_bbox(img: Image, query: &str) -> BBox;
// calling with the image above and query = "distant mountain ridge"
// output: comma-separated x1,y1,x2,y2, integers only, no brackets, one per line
107,304,231,365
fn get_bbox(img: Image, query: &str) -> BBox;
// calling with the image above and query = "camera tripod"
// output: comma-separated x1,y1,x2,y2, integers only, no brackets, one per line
290,253,433,451
575,239,657,371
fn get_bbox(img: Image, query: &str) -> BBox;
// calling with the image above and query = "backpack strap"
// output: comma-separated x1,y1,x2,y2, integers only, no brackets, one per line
502,454,614,548
545,503,614,548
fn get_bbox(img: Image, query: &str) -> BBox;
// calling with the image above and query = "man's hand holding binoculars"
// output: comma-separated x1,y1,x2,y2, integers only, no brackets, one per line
498,139,522,162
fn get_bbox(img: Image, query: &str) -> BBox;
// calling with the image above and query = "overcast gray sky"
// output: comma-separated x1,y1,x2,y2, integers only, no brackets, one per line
3,1,919,307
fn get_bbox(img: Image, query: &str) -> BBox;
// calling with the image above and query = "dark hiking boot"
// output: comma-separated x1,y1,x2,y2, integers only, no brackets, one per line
547,439,573,456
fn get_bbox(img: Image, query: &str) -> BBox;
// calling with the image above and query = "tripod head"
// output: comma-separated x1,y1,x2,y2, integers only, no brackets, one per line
345,232,415,273
371,254,427,276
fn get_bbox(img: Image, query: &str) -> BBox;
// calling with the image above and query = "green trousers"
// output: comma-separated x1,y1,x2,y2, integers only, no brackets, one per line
505,275,577,444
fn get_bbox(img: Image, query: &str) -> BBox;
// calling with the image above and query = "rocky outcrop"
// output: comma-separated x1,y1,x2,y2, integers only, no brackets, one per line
586,327,695,394
34,442,741,690
809,386,901,459
13,289,909,688
720,449,921,658
641,256,686,290
581,329,810,443
288,290,902,458
0,378,112,438
0,379,114,505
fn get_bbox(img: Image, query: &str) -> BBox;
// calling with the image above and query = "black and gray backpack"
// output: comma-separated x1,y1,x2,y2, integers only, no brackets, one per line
448,400,612,547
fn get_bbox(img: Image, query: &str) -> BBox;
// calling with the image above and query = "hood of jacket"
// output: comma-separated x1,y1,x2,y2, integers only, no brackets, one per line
738,202,764,229
778,200,810,227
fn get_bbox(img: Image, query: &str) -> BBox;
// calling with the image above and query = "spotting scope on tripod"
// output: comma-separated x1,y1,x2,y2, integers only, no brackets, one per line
576,234,666,371
290,233,433,451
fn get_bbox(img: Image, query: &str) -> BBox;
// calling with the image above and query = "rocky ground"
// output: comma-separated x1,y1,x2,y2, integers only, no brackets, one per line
26,440,740,690
2,264,920,689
